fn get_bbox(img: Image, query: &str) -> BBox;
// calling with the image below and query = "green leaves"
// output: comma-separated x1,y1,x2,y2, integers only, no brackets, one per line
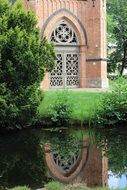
0,0,55,129
96,77,127,126
0,0,9,16
107,0,127,73
48,91,73,126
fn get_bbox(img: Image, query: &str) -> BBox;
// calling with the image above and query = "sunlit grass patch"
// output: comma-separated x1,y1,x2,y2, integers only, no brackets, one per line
38,90,103,124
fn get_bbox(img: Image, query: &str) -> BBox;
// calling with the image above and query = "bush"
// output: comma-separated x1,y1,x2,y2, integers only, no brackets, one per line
0,0,55,130
47,91,73,126
96,77,127,126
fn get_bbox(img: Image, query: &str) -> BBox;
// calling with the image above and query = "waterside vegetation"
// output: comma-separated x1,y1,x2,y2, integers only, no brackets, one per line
38,90,102,126
38,78,127,128
7,183,127,190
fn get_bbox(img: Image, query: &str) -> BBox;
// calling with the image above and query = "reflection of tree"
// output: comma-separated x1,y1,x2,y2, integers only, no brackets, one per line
42,129,89,160
0,130,46,188
50,135,81,159
95,128,127,176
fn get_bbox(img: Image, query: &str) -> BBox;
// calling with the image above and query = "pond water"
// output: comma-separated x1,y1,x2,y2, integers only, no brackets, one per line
0,126,127,189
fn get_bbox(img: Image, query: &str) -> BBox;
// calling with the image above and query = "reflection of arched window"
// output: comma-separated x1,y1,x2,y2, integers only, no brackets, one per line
53,152,80,173
50,20,78,45
44,138,89,183
52,136,81,174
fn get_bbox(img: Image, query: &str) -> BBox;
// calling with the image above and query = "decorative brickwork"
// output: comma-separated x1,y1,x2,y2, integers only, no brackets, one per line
25,0,108,89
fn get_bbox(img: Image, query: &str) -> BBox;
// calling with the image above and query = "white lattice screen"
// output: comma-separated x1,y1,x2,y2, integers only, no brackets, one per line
50,20,79,88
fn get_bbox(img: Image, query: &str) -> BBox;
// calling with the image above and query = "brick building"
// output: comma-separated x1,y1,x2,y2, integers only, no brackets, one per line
25,0,108,89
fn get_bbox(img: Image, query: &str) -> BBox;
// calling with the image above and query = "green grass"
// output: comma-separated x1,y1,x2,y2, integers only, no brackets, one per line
44,181,127,190
38,90,103,124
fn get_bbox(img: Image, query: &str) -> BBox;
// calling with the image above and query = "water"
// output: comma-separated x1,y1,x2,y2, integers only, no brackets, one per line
0,126,127,189
95,127,127,189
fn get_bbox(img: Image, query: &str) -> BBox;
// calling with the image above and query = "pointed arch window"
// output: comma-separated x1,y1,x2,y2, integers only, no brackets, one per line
49,20,79,88
50,20,78,45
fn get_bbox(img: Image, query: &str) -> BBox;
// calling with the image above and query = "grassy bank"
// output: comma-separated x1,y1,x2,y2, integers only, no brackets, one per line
38,78,127,127
44,181,124,190
38,91,103,125
7,185,124,190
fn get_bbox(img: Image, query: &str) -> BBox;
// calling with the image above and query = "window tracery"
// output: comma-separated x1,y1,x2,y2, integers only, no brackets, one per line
50,20,78,44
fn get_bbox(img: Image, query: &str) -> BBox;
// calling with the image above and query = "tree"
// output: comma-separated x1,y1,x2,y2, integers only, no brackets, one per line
0,0,55,130
107,0,127,74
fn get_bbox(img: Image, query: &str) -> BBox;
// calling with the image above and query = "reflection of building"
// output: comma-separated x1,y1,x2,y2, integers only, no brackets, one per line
25,0,108,89
79,145,108,187
44,140,108,187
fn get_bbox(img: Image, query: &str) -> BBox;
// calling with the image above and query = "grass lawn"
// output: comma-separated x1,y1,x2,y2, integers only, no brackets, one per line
38,90,104,124
44,181,112,190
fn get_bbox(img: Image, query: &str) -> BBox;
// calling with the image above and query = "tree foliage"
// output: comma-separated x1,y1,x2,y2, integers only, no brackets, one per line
107,0,127,74
0,0,55,129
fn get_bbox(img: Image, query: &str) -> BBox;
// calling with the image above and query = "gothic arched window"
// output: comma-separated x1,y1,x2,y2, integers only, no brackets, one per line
50,20,78,45
49,20,79,88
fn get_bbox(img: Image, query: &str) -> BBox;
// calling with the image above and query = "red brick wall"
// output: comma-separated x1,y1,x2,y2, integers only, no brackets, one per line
25,0,108,89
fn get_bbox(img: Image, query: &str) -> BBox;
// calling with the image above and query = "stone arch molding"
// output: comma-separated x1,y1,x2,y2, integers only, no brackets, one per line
41,8,88,46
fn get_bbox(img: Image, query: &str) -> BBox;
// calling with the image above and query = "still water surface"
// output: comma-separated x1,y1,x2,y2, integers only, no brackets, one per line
0,127,127,189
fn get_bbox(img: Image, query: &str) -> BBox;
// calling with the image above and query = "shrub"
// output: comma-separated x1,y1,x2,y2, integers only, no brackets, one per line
48,91,72,126
0,0,55,130
96,77,127,126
